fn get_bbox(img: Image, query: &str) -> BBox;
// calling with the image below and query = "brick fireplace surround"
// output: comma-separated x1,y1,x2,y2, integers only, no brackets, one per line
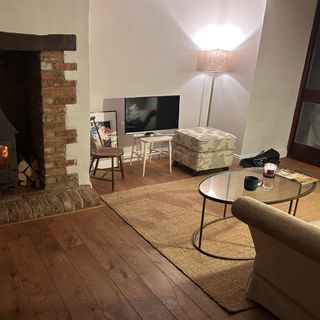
40,50,79,189
0,32,100,224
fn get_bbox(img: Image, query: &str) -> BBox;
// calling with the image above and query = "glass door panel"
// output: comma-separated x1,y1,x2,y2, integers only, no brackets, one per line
295,103,320,149
288,2,320,166
307,26,320,90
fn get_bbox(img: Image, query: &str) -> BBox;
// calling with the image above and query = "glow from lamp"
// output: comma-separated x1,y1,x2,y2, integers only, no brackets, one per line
194,25,245,50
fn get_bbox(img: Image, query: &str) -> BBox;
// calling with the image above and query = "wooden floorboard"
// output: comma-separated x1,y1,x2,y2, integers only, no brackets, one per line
67,211,176,320
0,156,318,319
91,157,192,195
98,206,233,320
47,218,142,320
23,221,107,320
8,236,72,320
0,244,35,320
91,208,211,320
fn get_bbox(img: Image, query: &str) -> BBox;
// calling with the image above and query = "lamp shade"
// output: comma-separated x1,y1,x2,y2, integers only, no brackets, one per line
197,50,229,72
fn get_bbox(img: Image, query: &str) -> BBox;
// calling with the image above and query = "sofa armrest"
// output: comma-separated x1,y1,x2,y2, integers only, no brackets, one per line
232,196,320,264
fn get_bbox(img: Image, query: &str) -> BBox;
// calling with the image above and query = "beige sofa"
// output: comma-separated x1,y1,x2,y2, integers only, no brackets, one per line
232,196,320,320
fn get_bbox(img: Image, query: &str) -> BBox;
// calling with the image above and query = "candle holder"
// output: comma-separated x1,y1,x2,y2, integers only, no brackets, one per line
263,178,274,190
263,162,278,178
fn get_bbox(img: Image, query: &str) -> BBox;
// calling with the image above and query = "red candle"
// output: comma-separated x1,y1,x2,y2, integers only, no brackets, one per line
263,163,278,178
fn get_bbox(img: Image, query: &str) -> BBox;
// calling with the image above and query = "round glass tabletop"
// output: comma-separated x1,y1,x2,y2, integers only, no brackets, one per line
199,167,317,205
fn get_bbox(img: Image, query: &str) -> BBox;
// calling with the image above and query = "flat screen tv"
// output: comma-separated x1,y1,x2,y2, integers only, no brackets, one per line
125,95,180,134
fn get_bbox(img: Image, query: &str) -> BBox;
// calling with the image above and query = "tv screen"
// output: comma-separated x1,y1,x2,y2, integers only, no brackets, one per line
125,95,180,134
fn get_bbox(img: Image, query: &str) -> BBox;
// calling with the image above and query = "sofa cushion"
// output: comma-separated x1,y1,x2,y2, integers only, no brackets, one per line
173,127,236,152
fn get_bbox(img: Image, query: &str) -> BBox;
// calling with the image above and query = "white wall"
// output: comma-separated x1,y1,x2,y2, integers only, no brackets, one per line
208,1,267,154
0,0,91,185
89,0,267,155
240,0,317,157
90,0,316,159
163,0,267,155
89,0,201,130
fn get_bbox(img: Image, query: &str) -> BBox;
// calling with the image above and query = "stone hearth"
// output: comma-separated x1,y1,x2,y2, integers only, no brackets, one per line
0,186,100,224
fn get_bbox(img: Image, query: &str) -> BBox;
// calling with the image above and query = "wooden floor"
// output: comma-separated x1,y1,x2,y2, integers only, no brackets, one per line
0,157,318,320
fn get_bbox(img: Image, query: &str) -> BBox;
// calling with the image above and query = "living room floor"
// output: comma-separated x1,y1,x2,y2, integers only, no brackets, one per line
0,157,318,319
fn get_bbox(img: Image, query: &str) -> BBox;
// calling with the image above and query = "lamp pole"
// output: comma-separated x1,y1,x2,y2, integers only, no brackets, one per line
206,74,215,127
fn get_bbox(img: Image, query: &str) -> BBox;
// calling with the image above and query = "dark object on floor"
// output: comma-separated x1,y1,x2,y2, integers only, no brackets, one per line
239,148,280,168
173,160,228,176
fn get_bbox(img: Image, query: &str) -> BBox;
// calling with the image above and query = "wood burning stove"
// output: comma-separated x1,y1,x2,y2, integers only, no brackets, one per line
0,108,18,187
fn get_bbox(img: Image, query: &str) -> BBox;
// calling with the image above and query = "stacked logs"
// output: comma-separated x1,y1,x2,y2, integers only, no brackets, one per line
17,158,41,188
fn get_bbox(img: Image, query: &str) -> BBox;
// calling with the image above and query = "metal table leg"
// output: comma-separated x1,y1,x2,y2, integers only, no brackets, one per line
293,184,302,216
198,197,206,249
288,200,293,214
111,157,114,191
293,198,300,216
223,204,227,218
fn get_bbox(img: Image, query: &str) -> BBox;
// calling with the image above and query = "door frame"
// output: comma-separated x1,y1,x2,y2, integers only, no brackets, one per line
287,0,320,165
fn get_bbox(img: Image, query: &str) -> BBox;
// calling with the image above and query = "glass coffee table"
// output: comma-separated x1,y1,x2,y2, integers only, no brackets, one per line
193,167,317,260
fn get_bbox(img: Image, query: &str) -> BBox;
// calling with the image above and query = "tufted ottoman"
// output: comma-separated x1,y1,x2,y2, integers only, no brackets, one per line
172,127,236,173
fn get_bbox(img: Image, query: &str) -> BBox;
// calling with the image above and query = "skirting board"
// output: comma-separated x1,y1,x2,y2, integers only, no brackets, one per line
124,148,288,164
122,146,169,163
233,148,288,162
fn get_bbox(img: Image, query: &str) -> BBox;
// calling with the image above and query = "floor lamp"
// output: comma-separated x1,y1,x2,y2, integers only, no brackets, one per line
197,50,229,127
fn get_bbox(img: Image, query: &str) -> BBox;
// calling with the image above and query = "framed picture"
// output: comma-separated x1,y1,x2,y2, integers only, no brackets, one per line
90,111,118,148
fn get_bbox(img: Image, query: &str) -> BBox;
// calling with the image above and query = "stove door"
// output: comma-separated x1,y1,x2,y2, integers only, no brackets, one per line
0,138,17,187
0,144,9,168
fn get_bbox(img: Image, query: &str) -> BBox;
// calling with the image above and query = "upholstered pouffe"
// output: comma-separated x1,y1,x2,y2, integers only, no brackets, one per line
172,127,236,172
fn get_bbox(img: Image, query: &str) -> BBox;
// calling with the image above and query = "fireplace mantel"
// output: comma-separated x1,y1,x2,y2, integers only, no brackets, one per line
0,31,76,51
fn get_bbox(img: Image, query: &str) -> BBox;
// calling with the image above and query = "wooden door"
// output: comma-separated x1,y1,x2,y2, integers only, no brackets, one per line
288,2,320,166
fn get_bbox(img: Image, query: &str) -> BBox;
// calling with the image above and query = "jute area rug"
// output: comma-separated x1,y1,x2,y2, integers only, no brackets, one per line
101,177,319,312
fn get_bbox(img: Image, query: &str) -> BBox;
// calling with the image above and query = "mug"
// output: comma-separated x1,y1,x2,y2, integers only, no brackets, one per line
244,176,263,191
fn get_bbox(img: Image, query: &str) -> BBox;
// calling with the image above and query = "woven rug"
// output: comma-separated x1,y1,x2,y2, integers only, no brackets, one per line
101,177,319,312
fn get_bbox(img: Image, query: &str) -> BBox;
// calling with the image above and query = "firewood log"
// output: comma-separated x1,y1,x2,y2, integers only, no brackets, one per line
18,172,27,181
25,166,33,177
18,160,29,173
20,178,33,186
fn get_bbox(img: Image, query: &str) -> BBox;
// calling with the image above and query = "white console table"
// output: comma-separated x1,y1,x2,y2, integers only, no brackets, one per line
129,134,173,177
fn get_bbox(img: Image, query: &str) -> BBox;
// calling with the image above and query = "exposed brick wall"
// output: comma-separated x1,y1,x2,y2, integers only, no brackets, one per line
40,51,78,190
